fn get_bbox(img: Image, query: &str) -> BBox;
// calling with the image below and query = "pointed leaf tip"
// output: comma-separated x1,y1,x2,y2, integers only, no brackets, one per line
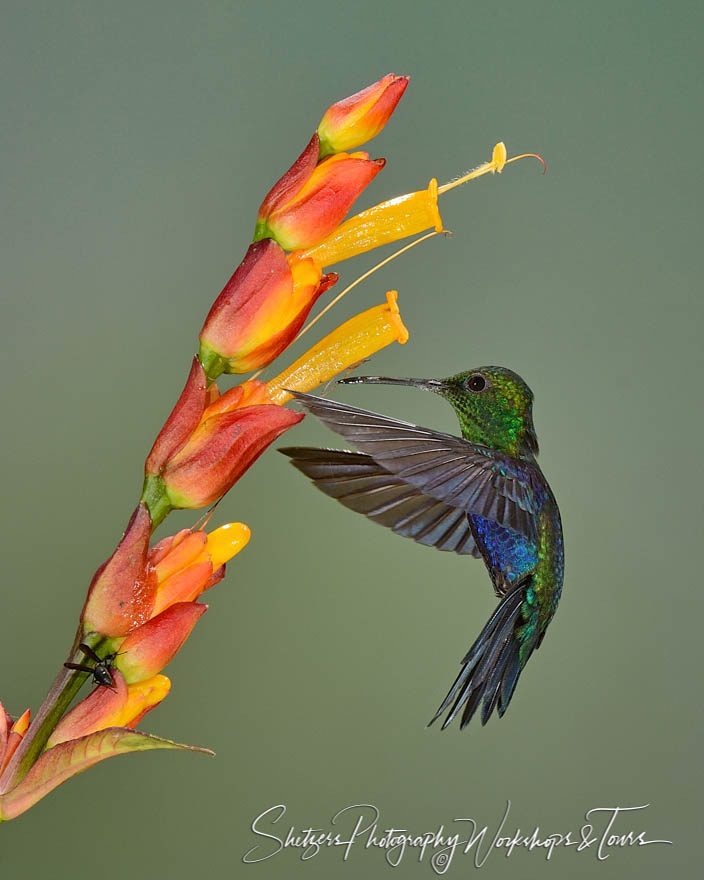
0,728,213,820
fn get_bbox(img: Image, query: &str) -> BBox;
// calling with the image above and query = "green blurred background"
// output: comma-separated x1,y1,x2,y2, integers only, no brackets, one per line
1,0,701,876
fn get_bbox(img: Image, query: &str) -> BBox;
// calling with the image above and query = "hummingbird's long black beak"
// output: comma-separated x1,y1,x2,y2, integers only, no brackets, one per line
338,375,447,393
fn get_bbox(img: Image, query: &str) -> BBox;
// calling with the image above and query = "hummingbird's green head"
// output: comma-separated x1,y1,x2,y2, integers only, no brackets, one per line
340,366,538,457
438,366,538,456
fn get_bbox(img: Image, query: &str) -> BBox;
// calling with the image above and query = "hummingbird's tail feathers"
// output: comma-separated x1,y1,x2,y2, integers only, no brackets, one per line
429,582,529,730
279,446,481,556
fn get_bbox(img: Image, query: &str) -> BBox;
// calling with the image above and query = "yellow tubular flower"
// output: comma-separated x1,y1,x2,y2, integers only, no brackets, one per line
297,143,543,269
299,179,442,268
264,291,408,405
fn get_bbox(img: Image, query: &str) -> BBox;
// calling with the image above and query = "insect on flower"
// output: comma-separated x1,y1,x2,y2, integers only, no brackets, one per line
63,644,120,691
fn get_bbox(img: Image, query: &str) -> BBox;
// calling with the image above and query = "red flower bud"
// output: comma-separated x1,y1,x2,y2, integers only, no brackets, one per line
257,134,320,222
199,240,337,376
145,357,208,474
47,673,170,747
255,150,385,251
143,355,303,518
317,74,409,156
81,504,157,638
115,602,207,684
161,404,303,509
48,673,127,748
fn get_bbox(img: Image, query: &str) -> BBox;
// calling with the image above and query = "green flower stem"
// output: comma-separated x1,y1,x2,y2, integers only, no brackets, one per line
198,341,228,384
141,473,172,531
317,136,334,160
252,220,270,243
0,630,106,793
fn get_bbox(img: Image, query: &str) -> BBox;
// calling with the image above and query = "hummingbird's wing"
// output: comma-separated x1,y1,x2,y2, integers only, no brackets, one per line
280,446,481,556
288,392,541,544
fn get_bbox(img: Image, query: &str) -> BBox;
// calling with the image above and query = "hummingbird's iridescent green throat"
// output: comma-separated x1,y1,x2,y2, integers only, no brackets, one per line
339,366,539,458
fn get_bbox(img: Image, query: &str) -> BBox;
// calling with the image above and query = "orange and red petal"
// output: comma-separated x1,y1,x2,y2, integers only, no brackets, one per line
47,673,171,747
162,404,304,509
201,380,269,419
0,708,31,776
115,602,207,683
221,274,337,374
152,560,213,616
261,154,386,251
0,703,10,760
121,676,171,729
151,530,207,584
200,242,337,375
257,133,320,219
148,528,193,567
47,673,129,747
81,504,157,638
145,357,208,475
318,73,409,155
199,240,292,364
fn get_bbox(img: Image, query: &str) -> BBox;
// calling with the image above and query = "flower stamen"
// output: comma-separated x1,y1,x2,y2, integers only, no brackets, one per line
296,229,443,343
438,143,546,194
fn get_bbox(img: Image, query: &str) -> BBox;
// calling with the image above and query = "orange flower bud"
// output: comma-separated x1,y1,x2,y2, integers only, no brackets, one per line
317,74,409,156
81,504,157,638
255,151,385,251
146,357,208,475
199,239,337,376
121,675,172,730
47,673,171,747
161,404,303,510
256,133,320,222
115,603,207,684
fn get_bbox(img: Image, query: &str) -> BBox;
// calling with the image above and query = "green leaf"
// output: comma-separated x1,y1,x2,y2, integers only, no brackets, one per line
0,727,213,821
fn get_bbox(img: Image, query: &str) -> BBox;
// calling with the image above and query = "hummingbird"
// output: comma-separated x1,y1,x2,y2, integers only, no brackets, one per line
280,367,564,730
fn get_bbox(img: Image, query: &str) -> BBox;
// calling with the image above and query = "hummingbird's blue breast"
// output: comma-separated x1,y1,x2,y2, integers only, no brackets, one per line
469,515,538,586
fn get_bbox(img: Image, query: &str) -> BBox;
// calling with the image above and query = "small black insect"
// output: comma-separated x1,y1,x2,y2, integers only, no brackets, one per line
64,643,118,690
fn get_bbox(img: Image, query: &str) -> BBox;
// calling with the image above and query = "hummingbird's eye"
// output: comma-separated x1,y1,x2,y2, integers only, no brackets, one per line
466,373,488,393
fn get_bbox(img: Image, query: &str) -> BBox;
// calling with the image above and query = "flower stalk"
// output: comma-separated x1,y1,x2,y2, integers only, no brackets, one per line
1,633,102,793
0,73,544,821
